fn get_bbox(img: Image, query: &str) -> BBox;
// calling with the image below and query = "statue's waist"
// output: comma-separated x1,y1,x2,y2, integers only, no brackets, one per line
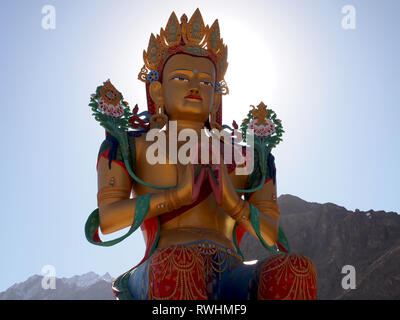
154,237,243,267
156,227,236,252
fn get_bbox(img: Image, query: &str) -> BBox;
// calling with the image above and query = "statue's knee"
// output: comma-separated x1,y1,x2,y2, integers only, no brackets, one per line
257,254,317,300
148,245,208,300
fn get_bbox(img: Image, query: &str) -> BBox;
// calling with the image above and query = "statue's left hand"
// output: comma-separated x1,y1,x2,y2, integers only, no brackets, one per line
215,162,241,215
174,163,196,207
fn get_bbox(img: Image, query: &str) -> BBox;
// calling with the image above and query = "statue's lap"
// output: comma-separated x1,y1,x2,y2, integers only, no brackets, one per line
127,239,317,300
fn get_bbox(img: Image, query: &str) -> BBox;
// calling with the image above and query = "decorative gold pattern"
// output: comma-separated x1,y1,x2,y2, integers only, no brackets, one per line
217,79,229,95
99,80,121,106
149,241,242,300
251,102,269,125
138,65,149,82
258,254,317,300
149,245,207,300
139,9,228,84
197,241,241,280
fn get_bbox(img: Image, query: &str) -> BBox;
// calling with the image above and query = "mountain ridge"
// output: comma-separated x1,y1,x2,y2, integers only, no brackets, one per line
241,194,400,299
0,272,115,300
1,194,399,300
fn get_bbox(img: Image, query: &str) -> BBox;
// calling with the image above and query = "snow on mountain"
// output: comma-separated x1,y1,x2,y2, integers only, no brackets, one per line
0,272,115,300
61,271,113,288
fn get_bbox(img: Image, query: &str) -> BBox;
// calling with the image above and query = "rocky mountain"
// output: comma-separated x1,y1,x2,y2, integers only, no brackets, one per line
0,272,115,300
2,194,399,300
240,194,400,300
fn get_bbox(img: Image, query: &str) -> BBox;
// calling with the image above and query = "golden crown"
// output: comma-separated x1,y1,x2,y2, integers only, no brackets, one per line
138,8,229,94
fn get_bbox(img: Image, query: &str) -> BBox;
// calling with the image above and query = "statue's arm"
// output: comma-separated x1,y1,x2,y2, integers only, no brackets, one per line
220,162,279,247
97,158,193,235
97,157,173,234
245,179,279,246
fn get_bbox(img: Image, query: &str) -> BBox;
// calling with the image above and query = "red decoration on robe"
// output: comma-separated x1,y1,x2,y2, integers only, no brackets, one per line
148,246,208,300
257,254,317,300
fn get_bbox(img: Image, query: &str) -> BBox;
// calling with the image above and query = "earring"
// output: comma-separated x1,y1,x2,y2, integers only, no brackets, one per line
149,104,168,129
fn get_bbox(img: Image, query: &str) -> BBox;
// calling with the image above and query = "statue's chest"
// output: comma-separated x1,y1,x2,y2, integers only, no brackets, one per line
136,159,178,186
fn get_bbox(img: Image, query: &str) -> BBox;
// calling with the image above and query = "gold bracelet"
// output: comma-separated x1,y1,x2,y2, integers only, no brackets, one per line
162,188,181,211
169,188,180,210
229,199,248,221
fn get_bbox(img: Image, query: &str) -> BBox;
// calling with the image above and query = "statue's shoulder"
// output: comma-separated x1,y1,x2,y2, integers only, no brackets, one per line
97,131,138,174
132,131,148,154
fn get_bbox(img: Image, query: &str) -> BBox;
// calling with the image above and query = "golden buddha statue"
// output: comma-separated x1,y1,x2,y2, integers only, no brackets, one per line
86,9,317,300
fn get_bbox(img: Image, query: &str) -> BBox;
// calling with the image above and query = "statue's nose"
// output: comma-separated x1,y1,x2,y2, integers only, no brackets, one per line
189,88,200,96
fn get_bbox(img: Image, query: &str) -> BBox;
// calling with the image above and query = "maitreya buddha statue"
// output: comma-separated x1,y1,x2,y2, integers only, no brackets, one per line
85,8,317,300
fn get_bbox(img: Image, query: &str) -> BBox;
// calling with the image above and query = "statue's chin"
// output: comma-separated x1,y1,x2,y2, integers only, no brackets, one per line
169,115,209,124
167,105,210,123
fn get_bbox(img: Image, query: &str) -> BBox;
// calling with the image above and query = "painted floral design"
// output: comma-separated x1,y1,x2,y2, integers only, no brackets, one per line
147,70,159,82
249,118,276,137
240,101,284,149
99,80,121,106
98,96,124,118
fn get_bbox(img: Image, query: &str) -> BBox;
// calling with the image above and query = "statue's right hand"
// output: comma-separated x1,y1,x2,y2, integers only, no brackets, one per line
175,163,195,207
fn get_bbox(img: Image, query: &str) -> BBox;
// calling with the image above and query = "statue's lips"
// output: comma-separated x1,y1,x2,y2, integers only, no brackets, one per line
184,95,202,101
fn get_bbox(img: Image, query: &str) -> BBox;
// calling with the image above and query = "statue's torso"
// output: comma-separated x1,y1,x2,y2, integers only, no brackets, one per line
134,134,247,251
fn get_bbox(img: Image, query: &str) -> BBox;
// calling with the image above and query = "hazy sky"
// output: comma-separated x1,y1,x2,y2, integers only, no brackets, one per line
1,0,399,291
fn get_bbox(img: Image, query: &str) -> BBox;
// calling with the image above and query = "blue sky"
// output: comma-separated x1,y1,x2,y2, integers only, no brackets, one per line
0,0,399,291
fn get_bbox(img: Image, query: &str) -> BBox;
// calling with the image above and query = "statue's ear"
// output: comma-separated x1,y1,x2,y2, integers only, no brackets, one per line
149,81,164,107
211,91,221,114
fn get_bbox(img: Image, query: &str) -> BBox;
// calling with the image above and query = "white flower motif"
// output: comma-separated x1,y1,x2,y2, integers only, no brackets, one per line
249,119,276,137
98,97,124,118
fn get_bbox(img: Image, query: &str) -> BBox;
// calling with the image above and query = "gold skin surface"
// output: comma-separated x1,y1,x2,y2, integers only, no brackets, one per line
97,54,279,251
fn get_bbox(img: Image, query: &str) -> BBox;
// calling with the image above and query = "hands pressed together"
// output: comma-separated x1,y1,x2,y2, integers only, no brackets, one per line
162,160,247,222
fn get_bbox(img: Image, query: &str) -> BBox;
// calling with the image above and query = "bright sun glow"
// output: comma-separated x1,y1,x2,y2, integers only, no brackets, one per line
223,18,277,125
243,260,258,265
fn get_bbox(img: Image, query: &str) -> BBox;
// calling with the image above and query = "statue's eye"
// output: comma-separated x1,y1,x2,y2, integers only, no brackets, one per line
200,81,213,87
172,76,189,82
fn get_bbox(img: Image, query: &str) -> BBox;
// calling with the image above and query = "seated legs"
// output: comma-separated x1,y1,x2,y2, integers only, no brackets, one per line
126,241,317,300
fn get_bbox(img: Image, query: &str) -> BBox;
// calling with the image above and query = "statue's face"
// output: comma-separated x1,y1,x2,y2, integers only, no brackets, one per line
160,54,217,123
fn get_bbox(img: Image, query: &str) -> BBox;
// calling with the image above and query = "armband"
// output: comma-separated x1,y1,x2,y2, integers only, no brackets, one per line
97,186,131,205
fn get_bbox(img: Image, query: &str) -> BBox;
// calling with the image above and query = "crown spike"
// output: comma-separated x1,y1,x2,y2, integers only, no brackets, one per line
145,33,163,70
163,12,181,46
187,8,206,46
208,19,221,53
180,14,188,23
139,9,228,90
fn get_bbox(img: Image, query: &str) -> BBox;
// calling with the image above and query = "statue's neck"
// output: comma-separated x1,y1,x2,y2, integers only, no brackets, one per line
166,119,205,136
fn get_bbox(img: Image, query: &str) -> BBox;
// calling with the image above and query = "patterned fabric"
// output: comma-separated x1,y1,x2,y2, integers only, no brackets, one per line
127,240,243,300
257,254,317,300
124,241,317,300
149,245,208,300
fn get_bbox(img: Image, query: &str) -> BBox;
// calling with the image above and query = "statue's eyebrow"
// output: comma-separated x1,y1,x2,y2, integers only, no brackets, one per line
171,68,212,76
